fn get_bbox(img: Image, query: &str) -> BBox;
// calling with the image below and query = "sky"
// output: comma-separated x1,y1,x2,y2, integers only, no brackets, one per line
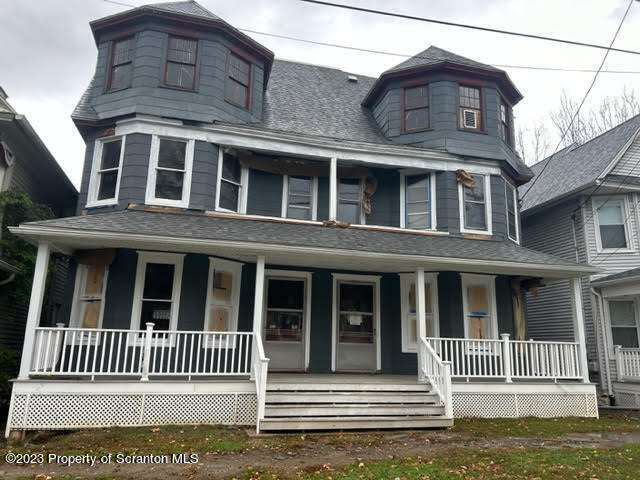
1,0,639,189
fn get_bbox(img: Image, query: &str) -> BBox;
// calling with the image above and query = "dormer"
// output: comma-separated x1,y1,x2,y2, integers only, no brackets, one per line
364,46,528,183
72,1,274,135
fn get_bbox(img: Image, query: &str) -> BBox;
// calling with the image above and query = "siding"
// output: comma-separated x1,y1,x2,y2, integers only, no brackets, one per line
611,134,640,176
435,171,459,234
491,175,507,240
118,133,152,209
368,168,400,227
190,141,218,211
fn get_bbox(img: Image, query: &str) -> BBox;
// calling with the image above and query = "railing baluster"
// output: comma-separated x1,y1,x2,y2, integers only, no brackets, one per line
230,334,236,374
224,334,230,374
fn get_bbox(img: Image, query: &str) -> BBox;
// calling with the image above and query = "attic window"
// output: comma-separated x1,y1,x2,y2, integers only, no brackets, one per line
459,85,482,131
404,85,429,131
164,36,198,90
225,53,251,109
108,37,133,91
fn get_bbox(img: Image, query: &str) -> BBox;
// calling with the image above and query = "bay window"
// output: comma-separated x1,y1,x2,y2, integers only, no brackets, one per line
404,85,429,131
225,53,251,109
107,37,133,91
165,36,197,90
459,85,482,131
146,136,194,208
460,174,491,234
87,136,125,207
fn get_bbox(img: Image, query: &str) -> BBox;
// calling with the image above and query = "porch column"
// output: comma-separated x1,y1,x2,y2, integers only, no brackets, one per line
18,242,50,379
252,256,266,335
570,277,590,383
416,268,427,381
329,157,337,221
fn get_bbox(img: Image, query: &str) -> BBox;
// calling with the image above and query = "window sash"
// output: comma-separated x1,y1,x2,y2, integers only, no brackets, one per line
506,183,518,241
225,54,251,108
153,139,187,201
405,174,431,229
463,175,488,232
459,86,481,109
596,200,628,250
89,137,124,206
72,265,108,330
165,37,197,89
108,38,133,90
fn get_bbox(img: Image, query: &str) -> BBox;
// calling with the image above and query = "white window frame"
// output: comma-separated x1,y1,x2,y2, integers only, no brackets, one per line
504,179,520,243
281,175,318,221
130,251,185,341
145,135,194,208
603,296,640,355
203,257,243,345
68,264,109,345
458,174,492,235
86,136,126,208
337,177,366,224
399,272,439,353
215,148,249,213
460,273,498,340
399,171,437,230
592,196,634,253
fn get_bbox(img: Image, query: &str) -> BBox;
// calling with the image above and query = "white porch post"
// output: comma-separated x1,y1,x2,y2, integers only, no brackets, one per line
251,256,266,380
18,242,50,380
570,277,590,383
416,268,426,381
329,157,337,221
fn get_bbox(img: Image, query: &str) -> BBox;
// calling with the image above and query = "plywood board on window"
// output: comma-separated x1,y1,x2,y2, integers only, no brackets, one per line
84,265,105,296
209,308,229,331
212,271,232,302
468,285,488,314
81,301,101,328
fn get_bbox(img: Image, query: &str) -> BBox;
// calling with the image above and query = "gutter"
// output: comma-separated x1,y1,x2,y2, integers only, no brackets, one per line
591,287,613,400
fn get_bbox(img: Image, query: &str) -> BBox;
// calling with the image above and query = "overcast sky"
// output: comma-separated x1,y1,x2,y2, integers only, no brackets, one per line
1,0,639,188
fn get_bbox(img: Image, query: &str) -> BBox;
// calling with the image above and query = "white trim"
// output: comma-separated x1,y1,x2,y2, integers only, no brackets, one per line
592,195,635,254
203,257,243,339
399,272,439,353
129,251,185,336
399,171,437,230
331,273,381,372
68,265,109,338
603,297,640,357
329,157,337,221
215,148,248,214
86,136,126,208
263,269,313,370
460,273,498,340
459,174,492,235
281,175,318,221
504,180,520,244
145,136,194,209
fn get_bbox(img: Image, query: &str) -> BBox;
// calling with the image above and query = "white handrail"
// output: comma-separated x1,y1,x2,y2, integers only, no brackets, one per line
616,346,640,380
252,333,270,433
418,337,452,418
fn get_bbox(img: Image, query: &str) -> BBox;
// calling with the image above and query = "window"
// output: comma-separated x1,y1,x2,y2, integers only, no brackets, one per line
225,53,251,108
609,300,640,348
164,36,197,89
338,282,375,344
404,85,429,131
146,136,194,208
282,175,317,220
499,98,512,146
216,151,247,213
131,252,184,333
459,85,482,130
87,137,124,207
337,178,362,224
70,264,108,330
595,198,630,250
505,181,519,242
400,273,439,353
265,278,306,341
204,258,242,335
107,37,133,91
461,274,497,340
401,173,434,229
460,174,491,233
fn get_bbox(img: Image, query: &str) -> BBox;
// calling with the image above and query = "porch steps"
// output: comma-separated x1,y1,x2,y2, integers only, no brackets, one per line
260,377,452,431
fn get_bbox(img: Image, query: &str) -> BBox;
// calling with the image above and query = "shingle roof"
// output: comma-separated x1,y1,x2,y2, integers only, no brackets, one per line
520,114,640,213
22,208,590,270
384,46,502,75
591,266,640,285
145,1,221,20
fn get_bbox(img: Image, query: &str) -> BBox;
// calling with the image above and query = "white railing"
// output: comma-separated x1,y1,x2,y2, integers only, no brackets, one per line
29,324,254,380
616,346,640,380
251,333,270,432
427,335,583,382
418,337,452,418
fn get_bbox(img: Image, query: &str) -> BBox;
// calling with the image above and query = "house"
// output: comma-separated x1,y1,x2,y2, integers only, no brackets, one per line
520,114,640,408
5,1,598,435
0,87,77,380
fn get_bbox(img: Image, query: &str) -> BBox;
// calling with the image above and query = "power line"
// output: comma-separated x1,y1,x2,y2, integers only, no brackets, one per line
297,0,640,57
520,0,635,203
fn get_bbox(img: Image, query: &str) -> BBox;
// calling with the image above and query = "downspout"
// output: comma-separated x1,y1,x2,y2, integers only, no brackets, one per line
591,287,613,401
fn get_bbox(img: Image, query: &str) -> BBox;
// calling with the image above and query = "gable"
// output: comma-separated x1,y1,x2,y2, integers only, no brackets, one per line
610,130,640,177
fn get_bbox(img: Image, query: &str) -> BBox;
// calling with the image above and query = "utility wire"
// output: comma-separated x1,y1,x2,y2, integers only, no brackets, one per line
520,0,635,203
297,0,640,57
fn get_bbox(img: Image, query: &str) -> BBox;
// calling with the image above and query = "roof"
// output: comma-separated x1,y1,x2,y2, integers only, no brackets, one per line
145,0,221,20
16,208,596,276
591,266,640,286
520,114,640,213
383,46,501,75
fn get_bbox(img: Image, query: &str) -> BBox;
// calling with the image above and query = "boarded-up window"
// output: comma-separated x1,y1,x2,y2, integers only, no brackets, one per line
462,275,496,340
73,265,108,329
205,259,242,335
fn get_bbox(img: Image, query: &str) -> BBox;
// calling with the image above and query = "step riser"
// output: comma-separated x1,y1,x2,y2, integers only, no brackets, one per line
266,393,439,404
265,405,444,417
260,417,453,431
267,383,429,392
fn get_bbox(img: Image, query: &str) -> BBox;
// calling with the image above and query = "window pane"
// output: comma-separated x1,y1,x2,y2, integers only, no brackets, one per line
267,279,305,310
222,154,242,183
112,38,131,65
508,214,517,238
405,85,428,109
158,139,186,170
167,37,197,64
265,311,303,341
338,178,360,201
460,86,481,108
339,283,373,313
600,225,627,249
212,271,233,302
219,180,239,211
289,176,312,195
142,263,175,300
598,202,624,225
612,327,639,348
465,202,487,230
97,171,118,200
155,170,184,200
166,62,195,88
506,186,515,212
610,301,636,326
225,77,248,106
408,283,432,314
289,194,311,209
228,54,250,85
464,176,485,202
405,108,428,130
337,202,359,224
140,300,171,330
287,206,311,220
339,314,374,343
407,213,429,229
406,201,429,215
101,140,122,170
110,63,132,90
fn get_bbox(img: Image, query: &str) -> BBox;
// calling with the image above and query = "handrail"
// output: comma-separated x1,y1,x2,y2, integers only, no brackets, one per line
615,346,640,380
418,337,453,418
252,333,270,433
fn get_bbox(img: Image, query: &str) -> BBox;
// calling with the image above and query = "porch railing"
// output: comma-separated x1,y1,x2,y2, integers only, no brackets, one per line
29,324,254,380
615,346,640,380
251,333,270,432
418,337,453,418
427,335,583,382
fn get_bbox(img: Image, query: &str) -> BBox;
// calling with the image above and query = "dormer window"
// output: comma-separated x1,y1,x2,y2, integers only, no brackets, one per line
225,53,251,109
403,85,429,131
164,36,197,90
107,37,133,91
499,98,513,146
459,86,482,131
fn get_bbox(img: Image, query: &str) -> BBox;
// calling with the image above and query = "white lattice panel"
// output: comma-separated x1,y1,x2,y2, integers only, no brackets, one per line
453,393,517,417
517,394,596,417
236,394,258,425
9,394,28,427
143,394,236,425
616,392,640,407
453,392,598,418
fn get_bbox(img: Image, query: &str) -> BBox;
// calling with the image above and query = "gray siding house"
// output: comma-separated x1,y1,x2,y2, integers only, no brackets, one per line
520,114,640,408
6,1,598,435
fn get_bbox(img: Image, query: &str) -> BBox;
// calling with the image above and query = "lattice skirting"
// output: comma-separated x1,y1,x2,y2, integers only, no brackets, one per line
615,390,640,407
453,392,598,418
8,392,257,431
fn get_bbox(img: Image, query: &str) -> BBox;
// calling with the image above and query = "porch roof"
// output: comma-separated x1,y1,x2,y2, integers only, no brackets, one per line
11,207,599,278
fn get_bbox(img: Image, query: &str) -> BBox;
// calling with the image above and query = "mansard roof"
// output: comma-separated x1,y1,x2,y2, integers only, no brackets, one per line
383,46,501,75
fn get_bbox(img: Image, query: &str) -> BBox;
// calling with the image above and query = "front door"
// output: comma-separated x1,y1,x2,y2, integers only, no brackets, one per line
334,278,378,372
263,273,309,371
